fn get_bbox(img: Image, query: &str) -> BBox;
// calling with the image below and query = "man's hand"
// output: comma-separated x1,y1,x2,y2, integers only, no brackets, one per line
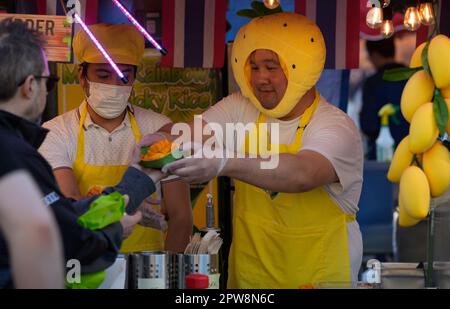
131,133,169,165
129,133,172,183
120,195,143,239
162,142,228,184
163,156,228,184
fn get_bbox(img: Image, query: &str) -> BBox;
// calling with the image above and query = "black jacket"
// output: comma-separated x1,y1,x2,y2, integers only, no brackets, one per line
0,110,155,288
360,62,410,160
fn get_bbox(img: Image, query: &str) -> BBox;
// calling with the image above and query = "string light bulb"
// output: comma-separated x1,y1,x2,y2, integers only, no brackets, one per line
419,0,435,26
366,0,390,9
366,7,384,29
381,6,394,38
381,20,394,38
263,0,280,9
404,0,422,31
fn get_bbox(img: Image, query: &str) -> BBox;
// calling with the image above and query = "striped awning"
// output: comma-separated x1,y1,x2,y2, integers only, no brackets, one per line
295,0,360,69
161,0,227,68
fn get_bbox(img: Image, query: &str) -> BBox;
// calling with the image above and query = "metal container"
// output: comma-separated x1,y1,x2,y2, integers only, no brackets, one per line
126,251,172,289
175,254,219,289
380,263,425,289
433,262,450,289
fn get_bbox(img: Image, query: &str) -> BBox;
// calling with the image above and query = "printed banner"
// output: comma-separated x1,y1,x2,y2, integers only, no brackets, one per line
0,13,73,62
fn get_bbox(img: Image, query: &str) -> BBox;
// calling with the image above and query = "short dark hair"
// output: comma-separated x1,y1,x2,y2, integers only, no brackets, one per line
0,18,46,102
366,37,396,58
80,62,138,79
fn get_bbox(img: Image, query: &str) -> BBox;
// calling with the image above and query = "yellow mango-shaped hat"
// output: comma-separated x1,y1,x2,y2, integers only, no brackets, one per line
231,12,326,118
73,23,144,66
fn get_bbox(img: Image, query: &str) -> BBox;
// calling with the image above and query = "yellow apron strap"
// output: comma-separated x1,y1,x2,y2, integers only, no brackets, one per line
75,104,89,162
346,214,356,222
258,89,321,153
128,109,141,144
76,105,141,163
291,90,320,149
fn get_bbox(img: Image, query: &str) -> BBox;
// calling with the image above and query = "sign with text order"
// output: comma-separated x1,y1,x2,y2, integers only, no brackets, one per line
0,13,73,63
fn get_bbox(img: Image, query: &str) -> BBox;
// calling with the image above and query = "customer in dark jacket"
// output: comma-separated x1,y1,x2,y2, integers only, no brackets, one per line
0,148,64,288
359,37,409,160
0,18,162,288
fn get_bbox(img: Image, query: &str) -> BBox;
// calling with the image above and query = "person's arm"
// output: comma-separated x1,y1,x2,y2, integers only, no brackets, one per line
161,178,192,252
164,112,361,194
53,165,161,273
150,120,336,192
166,151,337,193
0,170,64,289
223,151,337,192
53,168,83,200
158,116,337,192
39,119,83,199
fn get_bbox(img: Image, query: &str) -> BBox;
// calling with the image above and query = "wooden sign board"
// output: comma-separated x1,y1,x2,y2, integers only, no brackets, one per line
0,13,73,63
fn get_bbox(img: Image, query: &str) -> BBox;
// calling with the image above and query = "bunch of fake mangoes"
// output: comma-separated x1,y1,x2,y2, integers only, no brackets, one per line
388,35,450,227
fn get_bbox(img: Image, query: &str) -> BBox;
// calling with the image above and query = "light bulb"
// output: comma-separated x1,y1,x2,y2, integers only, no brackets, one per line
366,0,390,8
419,2,435,26
381,20,394,38
263,0,280,9
367,0,378,7
404,6,422,31
366,7,384,29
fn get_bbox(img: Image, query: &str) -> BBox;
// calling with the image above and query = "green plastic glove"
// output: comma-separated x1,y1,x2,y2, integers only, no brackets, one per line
65,271,106,289
77,192,125,230
67,192,125,289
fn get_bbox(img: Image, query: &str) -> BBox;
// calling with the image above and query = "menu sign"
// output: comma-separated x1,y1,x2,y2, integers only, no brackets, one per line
0,13,73,62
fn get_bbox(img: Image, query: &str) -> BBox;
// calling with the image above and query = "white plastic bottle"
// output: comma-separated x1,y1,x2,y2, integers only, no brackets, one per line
376,104,395,162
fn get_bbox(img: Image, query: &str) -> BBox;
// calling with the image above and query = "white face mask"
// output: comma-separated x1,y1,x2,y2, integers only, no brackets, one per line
86,81,132,119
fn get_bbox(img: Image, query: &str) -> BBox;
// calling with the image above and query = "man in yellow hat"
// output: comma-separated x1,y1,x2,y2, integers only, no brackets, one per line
142,13,364,288
39,24,192,253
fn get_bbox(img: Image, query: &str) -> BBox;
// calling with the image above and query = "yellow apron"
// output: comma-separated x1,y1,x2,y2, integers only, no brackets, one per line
73,104,163,253
228,93,354,288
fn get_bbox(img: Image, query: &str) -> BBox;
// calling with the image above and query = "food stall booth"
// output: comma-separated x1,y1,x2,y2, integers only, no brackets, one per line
0,0,449,289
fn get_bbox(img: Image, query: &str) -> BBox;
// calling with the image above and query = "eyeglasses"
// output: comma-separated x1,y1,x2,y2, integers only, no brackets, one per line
17,74,60,92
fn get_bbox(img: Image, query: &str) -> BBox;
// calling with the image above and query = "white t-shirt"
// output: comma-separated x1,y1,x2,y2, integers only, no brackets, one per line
39,102,171,168
203,92,364,281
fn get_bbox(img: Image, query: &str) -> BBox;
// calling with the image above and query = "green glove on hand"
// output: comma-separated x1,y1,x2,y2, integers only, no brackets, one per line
66,192,125,289
77,192,125,230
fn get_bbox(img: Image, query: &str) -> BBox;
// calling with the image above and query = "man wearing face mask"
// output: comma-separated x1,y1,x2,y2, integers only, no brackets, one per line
39,24,192,254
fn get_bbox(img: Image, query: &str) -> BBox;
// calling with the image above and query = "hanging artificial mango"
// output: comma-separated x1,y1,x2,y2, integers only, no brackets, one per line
385,35,450,228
